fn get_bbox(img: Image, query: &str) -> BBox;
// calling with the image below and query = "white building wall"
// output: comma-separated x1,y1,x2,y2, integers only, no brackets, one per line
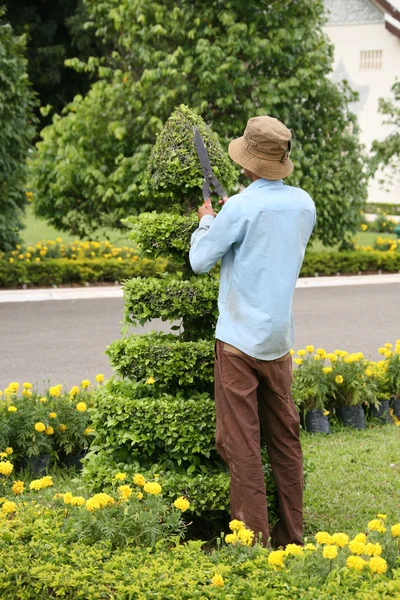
324,12,400,204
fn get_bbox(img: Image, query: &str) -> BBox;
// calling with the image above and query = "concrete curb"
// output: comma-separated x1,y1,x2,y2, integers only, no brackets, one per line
1,273,400,303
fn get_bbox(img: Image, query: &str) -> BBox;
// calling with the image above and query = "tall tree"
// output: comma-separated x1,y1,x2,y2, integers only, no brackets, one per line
0,9,37,251
3,0,97,122
30,0,367,246
370,80,400,189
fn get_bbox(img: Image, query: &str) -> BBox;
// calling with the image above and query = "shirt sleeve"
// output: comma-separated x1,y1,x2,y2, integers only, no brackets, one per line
189,203,240,274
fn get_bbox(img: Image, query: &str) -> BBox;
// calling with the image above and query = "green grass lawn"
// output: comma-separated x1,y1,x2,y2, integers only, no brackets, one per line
22,205,132,247
22,206,397,251
302,424,400,536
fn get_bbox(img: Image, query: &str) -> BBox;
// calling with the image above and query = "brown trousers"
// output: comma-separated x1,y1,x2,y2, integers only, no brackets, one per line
214,340,303,548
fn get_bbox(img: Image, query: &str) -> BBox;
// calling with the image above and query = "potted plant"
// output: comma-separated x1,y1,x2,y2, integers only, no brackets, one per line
292,348,332,434
365,359,391,423
386,342,400,419
2,387,54,473
52,388,93,470
327,353,378,430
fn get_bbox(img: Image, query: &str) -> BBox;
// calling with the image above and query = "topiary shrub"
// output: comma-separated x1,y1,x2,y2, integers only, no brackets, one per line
82,106,282,523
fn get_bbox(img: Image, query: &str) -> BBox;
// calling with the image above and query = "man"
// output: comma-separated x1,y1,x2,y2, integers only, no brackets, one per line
189,116,316,548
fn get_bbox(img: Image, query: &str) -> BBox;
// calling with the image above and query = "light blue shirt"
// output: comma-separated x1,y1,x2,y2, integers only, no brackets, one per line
189,178,316,360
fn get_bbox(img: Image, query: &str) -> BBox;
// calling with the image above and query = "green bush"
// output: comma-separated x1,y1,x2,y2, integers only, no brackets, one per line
300,250,400,276
0,256,171,288
366,203,400,217
0,9,37,251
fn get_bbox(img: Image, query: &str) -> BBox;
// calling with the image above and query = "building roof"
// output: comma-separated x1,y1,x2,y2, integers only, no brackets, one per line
325,0,400,39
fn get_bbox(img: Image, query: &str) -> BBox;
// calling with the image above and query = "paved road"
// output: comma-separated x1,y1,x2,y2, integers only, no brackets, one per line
1,284,399,391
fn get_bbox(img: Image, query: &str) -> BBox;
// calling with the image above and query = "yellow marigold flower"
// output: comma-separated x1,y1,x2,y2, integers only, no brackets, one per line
378,347,386,355
145,377,155,385
368,519,386,533
365,368,373,377
8,406,17,413
22,389,32,398
69,386,79,397
0,461,14,476
49,385,62,397
133,474,146,487
39,397,47,403
29,476,53,491
56,237,62,243
5,447,13,455
174,496,190,512
45,426,54,435
361,224,368,231
0,453,7,458
377,513,387,520
84,427,93,436
293,358,303,366
9,257,14,264
81,380,90,389
285,543,304,557
368,556,387,574
335,375,344,384
95,373,105,384
391,523,400,537
137,492,143,500
59,424,67,432
71,496,85,506
8,382,19,393
348,540,366,555
114,472,126,481
384,350,393,359
297,349,306,357
118,485,133,500
305,543,317,551
1,500,17,515
23,382,32,389
323,545,338,560
346,555,366,571
316,348,326,356
229,519,245,531
323,367,332,374
143,482,162,495
306,345,315,353
49,412,57,419
268,549,286,569
86,493,114,511
237,527,255,546
289,349,295,356
365,543,382,557
76,402,87,412
384,343,393,349
314,355,321,361
12,480,24,495
353,533,367,543
63,492,74,505
315,532,333,545
34,422,46,433
211,574,224,587
331,533,349,548
225,533,238,544
323,410,330,416
326,353,337,362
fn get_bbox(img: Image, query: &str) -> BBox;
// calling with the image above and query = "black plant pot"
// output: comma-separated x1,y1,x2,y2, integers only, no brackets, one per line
390,398,400,419
18,454,51,475
59,450,87,471
335,405,366,430
368,400,391,424
300,409,330,434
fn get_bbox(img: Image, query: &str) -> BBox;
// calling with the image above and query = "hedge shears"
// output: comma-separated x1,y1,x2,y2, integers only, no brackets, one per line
194,128,228,207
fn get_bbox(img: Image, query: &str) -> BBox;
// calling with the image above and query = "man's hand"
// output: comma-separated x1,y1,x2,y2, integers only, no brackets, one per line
198,203,216,221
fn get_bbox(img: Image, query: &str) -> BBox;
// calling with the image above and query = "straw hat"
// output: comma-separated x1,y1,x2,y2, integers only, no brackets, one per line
228,116,294,180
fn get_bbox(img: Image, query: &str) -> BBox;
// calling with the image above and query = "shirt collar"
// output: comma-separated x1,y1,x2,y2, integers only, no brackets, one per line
247,178,284,191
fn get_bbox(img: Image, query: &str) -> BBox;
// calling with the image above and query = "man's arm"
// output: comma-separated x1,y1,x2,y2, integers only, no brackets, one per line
189,202,240,274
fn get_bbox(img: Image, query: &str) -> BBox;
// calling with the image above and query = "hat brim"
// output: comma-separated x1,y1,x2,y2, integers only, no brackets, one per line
228,137,294,180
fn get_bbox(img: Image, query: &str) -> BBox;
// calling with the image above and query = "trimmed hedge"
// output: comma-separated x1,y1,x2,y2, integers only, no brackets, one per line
0,257,171,288
1,250,400,289
366,202,400,217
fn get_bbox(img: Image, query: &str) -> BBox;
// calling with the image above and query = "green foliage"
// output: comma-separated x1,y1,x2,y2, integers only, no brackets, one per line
123,275,219,339
370,80,400,188
0,256,170,288
107,335,214,394
143,105,237,207
366,202,400,217
31,0,367,245
387,348,400,400
0,10,37,251
299,250,400,276
367,214,398,234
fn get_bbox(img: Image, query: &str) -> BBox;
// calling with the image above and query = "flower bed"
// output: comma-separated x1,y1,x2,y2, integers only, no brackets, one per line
0,466,399,599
